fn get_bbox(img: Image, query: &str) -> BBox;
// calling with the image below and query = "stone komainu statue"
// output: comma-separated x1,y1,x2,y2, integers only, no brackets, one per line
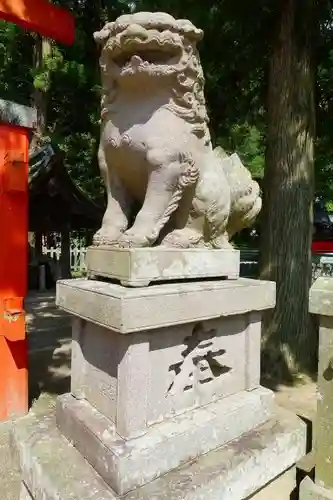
93,12,261,249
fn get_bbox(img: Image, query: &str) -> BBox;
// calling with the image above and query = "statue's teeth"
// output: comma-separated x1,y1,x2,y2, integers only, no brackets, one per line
131,55,143,65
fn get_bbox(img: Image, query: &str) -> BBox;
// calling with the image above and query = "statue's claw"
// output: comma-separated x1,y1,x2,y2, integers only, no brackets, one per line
115,232,150,249
161,229,205,249
92,227,122,247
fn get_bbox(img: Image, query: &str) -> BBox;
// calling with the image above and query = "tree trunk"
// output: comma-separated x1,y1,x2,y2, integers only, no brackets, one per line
260,0,316,380
30,36,51,153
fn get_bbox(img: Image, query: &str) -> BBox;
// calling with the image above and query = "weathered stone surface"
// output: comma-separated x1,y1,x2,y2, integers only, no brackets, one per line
248,467,296,499
314,314,333,489
298,451,316,476
70,312,264,438
0,421,21,500
310,278,333,316
56,278,276,333
13,407,306,500
309,278,333,490
300,477,333,500
86,247,240,286
124,407,306,500
92,13,261,250
20,484,33,500
56,388,274,494
12,412,116,500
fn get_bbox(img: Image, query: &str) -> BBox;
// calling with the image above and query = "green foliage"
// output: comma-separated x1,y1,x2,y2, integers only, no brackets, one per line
0,21,34,104
315,5,333,201
31,45,64,91
217,123,266,178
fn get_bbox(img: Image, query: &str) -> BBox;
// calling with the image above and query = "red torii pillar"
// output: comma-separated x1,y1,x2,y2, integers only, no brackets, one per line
0,0,74,421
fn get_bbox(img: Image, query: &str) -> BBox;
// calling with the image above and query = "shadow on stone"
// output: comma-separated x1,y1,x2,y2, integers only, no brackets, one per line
28,344,71,406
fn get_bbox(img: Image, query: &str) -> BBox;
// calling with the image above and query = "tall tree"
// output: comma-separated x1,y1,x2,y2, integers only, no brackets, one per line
30,35,52,152
260,0,317,377
0,20,33,104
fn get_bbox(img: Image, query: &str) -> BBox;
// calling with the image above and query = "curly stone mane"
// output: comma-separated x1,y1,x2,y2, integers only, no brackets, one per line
99,52,118,120
164,40,211,146
96,14,211,145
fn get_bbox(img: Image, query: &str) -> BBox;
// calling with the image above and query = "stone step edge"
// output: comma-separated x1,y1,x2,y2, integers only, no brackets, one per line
56,387,274,495
11,406,307,500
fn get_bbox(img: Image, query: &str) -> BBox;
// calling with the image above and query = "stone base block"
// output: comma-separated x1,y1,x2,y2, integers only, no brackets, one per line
12,407,306,500
248,468,296,499
300,477,333,500
86,246,240,286
20,483,33,500
17,472,297,500
57,387,274,495
57,278,275,441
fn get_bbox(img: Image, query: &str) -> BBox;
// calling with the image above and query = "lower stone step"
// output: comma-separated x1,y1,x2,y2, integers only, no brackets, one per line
56,388,274,495
12,406,306,500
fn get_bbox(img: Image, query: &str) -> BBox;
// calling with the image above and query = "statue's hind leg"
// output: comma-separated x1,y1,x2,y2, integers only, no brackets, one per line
161,169,232,249
203,172,233,249
160,183,206,248
161,226,206,248
205,200,234,249
162,206,232,249
193,170,232,249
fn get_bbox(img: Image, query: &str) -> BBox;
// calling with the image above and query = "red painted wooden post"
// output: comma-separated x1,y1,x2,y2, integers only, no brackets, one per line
0,124,29,419
0,0,75,45
0,0,74,420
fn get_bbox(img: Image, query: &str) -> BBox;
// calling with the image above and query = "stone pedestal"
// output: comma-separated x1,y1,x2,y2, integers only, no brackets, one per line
13,275,307,500
299,278,333,500
86,247,240,286
300,477,333,500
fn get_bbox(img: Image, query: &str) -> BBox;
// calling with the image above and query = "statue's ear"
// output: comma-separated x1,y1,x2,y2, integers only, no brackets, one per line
94,23,114,46
177,19,203,41
214,146,228,159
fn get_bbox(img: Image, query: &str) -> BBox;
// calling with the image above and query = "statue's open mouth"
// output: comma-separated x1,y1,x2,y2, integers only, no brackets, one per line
109,37,182,75
114,48,175,69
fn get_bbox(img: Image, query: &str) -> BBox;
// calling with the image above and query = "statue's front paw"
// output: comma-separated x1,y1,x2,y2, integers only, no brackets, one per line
93,231,102,246
161,229,205,249
93,227,122,246
115,232,150,248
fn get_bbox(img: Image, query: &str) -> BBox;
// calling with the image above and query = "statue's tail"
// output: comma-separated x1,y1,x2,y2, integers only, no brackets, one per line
214,147,262,238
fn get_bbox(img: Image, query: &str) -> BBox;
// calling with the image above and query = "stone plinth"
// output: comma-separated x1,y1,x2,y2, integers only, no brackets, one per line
13,407,306,500
13,275,308,499
57,388,273,494
86,247,240,286
57,278,275,434
53,277,275,494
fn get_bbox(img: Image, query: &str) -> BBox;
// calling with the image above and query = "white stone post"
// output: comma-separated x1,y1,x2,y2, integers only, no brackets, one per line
300,278,333,500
